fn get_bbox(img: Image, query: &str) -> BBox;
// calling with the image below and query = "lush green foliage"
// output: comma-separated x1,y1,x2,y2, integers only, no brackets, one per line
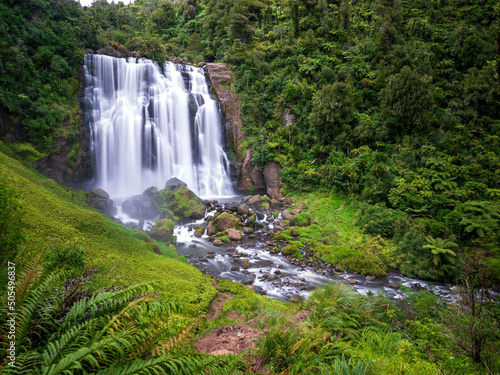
0,261,246,374
0,0,97,149
0,180,24,267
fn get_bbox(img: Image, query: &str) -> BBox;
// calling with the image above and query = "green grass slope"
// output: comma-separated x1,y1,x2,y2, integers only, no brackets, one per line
0,146,216,314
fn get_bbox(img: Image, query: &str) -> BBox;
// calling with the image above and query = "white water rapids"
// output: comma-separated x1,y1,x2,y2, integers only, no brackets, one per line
83,54,233,198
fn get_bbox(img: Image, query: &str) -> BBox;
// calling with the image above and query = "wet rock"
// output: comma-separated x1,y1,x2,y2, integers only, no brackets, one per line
189,243,197,248
150,219,175,244
366,276,376,281
349,279,358,284
226,228,242,241
238,205,250,215
207,212,240,235
282,210,293,221
242,279,253,285
165,177,187,191
231,265,240,271
91,188,110,199
243,227,254,234
213,239,223,246
274,270,281,275
248,195,262,205
388,283,401,290
246,213,257,226
240,259,251,269
207,254,215,259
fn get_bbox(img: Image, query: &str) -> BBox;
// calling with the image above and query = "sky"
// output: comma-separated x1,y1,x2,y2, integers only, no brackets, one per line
78,0,134,7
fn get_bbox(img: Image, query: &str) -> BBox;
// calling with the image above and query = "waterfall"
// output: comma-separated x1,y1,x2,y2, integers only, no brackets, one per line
82,54,233,198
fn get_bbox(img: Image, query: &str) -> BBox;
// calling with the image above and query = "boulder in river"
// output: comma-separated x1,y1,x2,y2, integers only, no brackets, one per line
91,188,110,199
150,183,205,222
150,219,175,244
207,212,240,235
226,228,242,241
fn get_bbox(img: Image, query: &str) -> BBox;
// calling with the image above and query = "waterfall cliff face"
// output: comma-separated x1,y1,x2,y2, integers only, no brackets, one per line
82,54,233,198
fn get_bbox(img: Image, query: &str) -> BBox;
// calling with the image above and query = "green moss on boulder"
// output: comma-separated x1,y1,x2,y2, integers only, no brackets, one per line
150,218,175,244
207,212,240,235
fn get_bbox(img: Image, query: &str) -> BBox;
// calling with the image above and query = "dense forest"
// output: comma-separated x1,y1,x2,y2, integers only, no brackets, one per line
1,0,499,373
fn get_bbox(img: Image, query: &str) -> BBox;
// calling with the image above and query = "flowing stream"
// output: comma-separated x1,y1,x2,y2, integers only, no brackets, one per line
174,202,458,301
83,55,459,302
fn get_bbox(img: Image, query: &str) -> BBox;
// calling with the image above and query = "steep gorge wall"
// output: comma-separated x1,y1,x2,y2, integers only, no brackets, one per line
203,62,281,198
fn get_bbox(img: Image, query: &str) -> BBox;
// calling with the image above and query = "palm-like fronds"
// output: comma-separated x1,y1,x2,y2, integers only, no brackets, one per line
0,265,243,375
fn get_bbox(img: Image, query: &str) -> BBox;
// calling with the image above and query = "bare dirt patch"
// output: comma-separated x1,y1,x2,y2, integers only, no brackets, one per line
194,324,262,355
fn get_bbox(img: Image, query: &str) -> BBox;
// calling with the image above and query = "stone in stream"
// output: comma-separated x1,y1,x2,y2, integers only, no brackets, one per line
213,239,223,246
242,279,253,285
366,276,376,281
226,228,242,241
243,227,254,234
238,206,250,215
207,212,240,235
388,283,401,290
231,266,240,271
349,279,358,284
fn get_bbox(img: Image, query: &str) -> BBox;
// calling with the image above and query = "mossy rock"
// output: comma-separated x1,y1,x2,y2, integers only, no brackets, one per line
207,212,240,235
243,227,254,234
213,239,223,246
150,219,176,244
240,258,251,269
246,213,257,226
226,228,242,240
219,235,230,243
260,202,270,210
154,185,205,221
282,245,298,256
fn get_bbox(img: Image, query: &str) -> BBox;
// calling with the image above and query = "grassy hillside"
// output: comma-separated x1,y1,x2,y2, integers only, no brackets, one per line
0,143,216,313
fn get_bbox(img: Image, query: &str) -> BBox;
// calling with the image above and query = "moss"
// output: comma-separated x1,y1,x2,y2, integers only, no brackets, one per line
219,235,230,243
275,231,291,241
282,245,298,256
67,142,80,168
292,212,311,227
289,240,304,248
260,202,270,210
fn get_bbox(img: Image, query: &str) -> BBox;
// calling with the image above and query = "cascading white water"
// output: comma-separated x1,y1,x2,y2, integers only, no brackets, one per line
83,54,233,198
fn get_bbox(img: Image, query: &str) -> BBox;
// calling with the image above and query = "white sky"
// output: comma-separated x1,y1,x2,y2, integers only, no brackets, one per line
78,0,135,7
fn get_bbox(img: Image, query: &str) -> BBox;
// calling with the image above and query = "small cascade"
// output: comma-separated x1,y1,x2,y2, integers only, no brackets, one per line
82,54,233,198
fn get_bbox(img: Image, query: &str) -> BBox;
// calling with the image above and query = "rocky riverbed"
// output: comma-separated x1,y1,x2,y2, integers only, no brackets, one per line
89,179,459,302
